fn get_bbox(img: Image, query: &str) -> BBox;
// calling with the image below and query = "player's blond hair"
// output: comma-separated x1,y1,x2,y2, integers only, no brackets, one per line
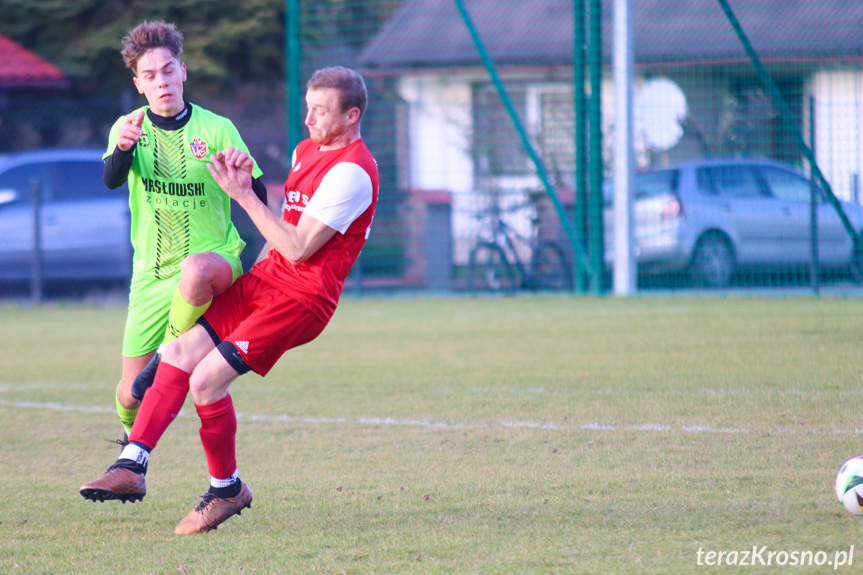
307,67,368,120
121,21,184,74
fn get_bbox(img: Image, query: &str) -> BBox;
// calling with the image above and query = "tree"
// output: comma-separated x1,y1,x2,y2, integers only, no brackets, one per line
0,0,285,97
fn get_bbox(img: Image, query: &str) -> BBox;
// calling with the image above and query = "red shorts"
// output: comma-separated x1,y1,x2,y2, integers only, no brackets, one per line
200,274,328,376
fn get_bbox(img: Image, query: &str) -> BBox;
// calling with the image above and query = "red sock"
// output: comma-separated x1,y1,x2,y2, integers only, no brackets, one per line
197,394,237,480
129,363,190,450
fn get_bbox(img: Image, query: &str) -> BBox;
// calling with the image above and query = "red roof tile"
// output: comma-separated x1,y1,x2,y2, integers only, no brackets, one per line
0,33,67,89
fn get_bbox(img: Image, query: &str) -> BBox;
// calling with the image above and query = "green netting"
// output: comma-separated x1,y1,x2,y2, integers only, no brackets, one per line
3,0,863,295
292,0,863,293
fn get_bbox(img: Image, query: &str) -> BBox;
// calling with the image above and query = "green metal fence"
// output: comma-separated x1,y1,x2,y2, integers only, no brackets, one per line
293,0,863,294
3,0,863,295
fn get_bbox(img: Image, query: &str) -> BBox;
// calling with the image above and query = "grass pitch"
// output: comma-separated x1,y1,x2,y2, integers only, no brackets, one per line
1,296,862,573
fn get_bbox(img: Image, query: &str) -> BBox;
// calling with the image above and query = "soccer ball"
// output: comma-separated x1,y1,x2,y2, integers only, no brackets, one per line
835,456,863,515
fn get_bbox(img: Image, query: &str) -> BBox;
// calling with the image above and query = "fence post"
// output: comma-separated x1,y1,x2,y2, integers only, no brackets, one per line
285,0,303,154
809,96,819,296
31,178,43,305
588,0,605,295
574,0,589,294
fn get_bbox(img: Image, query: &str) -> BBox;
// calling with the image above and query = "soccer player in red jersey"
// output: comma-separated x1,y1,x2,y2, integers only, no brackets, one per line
80,66,379,535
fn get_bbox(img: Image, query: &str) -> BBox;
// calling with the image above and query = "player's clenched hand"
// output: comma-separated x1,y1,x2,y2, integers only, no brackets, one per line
207,148,254,205
117,109,145,152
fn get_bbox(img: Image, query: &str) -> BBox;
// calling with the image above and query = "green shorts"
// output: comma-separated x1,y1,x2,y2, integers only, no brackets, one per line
122,251,243,357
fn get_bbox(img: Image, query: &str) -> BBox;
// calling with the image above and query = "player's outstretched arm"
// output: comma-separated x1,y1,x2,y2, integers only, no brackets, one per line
103,109,147,189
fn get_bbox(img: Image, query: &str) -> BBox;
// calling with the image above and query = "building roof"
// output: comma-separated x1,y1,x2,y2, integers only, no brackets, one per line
360,0,863,70
0,33,67,89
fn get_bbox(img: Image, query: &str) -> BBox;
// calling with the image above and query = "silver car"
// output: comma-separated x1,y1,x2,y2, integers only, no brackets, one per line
0,148,132,284
605,158,863,287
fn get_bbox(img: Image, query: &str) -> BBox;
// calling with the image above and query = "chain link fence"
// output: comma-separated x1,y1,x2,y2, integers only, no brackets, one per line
296,0,863,294
4,0,863,295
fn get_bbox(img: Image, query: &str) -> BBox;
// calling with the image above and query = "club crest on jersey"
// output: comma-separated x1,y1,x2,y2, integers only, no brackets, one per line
190,138,208,159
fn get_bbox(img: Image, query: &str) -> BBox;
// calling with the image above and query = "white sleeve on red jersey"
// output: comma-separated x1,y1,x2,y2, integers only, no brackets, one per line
304,162,373,234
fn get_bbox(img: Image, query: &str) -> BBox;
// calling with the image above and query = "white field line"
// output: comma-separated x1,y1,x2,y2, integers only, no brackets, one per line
3,398,863,435
4,382,860,397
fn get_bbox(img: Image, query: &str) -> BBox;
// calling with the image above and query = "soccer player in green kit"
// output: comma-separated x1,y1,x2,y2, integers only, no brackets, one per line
103,21,267,441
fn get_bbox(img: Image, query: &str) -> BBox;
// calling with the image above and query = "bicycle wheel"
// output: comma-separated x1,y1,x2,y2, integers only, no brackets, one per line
468,242,517,292
529,242,572,291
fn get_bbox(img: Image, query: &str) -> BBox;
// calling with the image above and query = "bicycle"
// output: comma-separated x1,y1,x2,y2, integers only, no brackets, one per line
467,200,573,293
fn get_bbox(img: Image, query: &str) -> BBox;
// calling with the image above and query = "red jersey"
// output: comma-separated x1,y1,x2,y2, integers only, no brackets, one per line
249,138,379,322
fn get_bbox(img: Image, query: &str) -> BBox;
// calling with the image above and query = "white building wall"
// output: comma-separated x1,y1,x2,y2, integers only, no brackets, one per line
398,74,473,194
398,74,479,264
398,71,618,266
809,70,863,202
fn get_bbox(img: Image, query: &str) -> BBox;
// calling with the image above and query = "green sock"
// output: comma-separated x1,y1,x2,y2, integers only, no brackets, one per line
164,288,212,344
115,382,138,435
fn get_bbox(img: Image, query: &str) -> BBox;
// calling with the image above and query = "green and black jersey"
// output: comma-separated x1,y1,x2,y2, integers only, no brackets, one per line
104,102,263,280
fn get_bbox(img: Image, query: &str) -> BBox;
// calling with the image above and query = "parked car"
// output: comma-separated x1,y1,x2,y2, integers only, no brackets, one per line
0,149,132,284
0,148,266,288
604,158,863,287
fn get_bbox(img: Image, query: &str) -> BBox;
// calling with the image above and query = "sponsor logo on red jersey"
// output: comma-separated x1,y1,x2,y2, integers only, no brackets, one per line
285,190,310,214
